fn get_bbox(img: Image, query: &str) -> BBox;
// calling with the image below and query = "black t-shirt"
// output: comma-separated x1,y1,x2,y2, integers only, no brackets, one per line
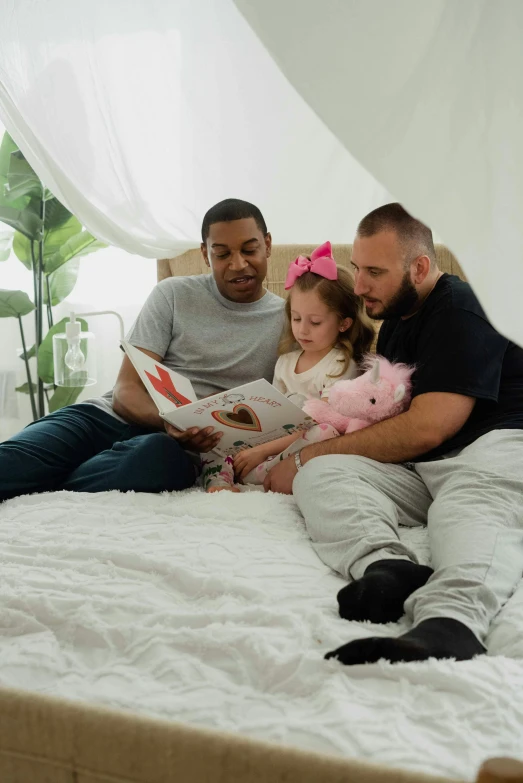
377,274,523,461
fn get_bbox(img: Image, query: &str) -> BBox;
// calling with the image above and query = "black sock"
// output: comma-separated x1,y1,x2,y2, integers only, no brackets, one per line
337,559,434,624
325,617,486,665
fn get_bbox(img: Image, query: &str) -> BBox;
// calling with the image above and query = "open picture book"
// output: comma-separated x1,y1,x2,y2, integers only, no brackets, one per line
122,341,315,457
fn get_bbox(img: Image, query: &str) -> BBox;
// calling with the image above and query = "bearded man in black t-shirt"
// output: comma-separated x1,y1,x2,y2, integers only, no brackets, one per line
264,203,523,665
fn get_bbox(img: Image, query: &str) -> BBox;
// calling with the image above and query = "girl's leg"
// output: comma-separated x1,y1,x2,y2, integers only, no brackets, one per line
200,452,239,493
243,424,339,485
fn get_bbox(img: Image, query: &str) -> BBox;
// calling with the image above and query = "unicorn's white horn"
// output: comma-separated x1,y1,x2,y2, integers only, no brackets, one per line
370,359,380,384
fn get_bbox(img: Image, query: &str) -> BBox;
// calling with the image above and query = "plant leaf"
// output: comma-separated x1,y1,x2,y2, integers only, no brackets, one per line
12,212,103,276
0,289,35,318
0,135,43,240
45,230,106,274
0,205,42,242
48,384,84,412
37,316,88,384
14,213,82,271
43,215,82,264
16,381,37,395
44,197,72,230
12,230,35,269
0,228,13,261
6,150,43,202
19,343,35,360
0,133,20,204
44,258,81,305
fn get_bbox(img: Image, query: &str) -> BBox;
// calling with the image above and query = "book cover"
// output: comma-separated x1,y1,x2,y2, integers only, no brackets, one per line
122,341,314,457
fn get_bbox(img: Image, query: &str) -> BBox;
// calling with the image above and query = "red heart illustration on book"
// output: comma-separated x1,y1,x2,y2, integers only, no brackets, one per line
211,404,262,432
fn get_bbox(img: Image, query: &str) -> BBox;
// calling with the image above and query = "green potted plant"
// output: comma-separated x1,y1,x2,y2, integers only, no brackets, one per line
0,132,106,419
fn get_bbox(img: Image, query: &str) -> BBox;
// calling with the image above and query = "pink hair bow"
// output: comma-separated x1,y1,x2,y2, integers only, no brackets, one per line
284,241,338,290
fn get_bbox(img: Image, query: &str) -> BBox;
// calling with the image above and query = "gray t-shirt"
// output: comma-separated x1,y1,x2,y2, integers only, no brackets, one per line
85,274,285,421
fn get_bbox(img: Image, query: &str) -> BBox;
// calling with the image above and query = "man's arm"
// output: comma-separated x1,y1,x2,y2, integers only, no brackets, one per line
112,348,166,429
112,347,222,452
302,391,475,464
264,392,476,493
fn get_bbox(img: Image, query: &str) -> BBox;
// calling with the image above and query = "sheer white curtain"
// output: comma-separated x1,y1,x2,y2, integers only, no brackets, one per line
2,0,521,345
234,0,523,347
0,0,390,256
0,1,391,437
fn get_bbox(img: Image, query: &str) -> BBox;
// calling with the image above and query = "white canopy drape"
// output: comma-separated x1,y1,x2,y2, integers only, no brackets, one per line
1,0,522,344
234,0,523,346
0,0,390,256
0,0,393,437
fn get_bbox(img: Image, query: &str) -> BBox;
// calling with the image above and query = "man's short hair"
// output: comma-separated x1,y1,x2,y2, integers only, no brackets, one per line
201,198,268,242
357,203,436,266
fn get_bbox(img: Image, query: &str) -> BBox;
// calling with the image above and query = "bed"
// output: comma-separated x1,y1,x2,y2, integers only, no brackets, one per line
0,245,522,783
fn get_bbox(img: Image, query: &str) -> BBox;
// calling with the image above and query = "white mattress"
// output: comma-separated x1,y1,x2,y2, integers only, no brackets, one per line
0,488,522,780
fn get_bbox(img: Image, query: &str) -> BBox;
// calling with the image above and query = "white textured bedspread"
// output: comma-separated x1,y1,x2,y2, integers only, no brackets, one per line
0,488,522,780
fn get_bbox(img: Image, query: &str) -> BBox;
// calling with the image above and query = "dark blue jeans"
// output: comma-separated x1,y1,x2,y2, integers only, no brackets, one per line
0,403,198,502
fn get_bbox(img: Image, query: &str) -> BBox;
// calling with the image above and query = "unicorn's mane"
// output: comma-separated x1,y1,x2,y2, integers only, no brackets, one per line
360,353,415,391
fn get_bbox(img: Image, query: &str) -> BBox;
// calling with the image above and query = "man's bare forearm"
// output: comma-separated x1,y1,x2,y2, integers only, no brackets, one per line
112,383,166,430
300,410,436,465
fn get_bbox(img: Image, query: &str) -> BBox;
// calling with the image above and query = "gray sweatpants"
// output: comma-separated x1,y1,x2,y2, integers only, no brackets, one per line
293,430,523,643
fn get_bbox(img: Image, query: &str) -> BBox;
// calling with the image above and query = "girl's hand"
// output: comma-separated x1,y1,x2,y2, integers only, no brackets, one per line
234,443,275,480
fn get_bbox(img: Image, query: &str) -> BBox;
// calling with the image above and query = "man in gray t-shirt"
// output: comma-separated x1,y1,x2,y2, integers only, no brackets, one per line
0,199,285,501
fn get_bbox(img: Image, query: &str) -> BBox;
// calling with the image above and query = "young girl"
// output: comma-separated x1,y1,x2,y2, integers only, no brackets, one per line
201,242,374,491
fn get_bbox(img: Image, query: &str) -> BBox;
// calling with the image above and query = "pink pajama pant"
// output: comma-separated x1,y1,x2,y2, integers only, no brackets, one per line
201,423,339,489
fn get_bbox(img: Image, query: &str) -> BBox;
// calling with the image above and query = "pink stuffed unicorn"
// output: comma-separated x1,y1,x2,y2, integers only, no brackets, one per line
303,354,414,434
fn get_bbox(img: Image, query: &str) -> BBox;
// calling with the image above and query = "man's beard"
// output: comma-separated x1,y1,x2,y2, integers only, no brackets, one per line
367,271,420,320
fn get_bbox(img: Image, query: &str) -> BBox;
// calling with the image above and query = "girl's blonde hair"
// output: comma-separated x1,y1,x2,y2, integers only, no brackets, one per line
279,265,375,377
